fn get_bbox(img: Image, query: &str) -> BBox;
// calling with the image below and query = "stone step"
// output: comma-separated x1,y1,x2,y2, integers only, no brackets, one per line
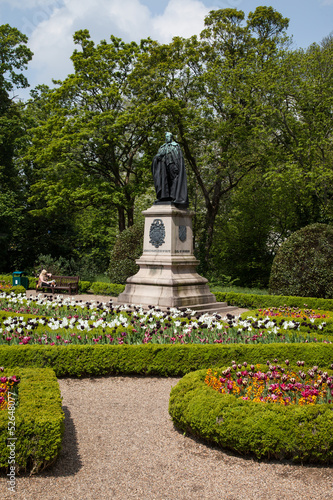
112,298,245,317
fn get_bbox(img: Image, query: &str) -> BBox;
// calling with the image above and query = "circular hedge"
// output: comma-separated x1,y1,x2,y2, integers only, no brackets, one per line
169,367,333,463
269,223,333,298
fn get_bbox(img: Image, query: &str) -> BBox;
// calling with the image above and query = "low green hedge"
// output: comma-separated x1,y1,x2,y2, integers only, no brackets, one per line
169,367,333,463
90,281,125,296
0,343,332,378
78,281,92,293
1,286,27,296
0,367,64,474
214,292,333,311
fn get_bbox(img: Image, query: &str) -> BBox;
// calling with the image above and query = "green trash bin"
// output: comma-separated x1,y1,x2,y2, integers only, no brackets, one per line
12,272,29,289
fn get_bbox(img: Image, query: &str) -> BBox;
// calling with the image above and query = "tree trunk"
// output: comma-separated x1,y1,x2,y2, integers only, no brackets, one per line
118,206,126,232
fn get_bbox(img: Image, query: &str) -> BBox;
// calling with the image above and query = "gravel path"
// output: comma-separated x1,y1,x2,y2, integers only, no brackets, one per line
1,376,333,500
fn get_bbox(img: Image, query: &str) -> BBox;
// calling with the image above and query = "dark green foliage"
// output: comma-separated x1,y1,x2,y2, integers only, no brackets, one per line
0,367,64,474
269,224,333,298
90,282,125,296
34,254,77,276
169,367,333,463
107,221,144,284
0,343,332,378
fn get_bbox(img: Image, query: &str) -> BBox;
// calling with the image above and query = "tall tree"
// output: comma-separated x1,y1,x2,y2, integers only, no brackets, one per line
27,30,157,233
263,35,333,225
0,24,33,271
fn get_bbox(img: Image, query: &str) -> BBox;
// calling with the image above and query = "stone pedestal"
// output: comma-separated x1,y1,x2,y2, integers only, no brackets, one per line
117,204,218,309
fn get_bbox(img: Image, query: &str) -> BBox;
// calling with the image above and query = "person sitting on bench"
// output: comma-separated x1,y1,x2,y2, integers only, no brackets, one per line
37,269,56,288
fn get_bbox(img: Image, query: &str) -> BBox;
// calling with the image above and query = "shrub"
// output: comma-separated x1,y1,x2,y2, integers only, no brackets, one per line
1,286,27,296
0,367,64,474
0,343,332,378
34,254,75,276
169,366,333,463
78,281,92,293
90,282,125,296
28,277,37,289
0,275,11,284
269,224,333,298
213,291,333,311
107,221,144,284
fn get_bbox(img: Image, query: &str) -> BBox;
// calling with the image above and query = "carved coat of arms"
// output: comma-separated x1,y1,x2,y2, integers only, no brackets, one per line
178,225,187,242
149,219,166,248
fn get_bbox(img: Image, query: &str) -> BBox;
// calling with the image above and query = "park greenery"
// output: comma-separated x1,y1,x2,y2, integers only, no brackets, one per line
1,6,333,289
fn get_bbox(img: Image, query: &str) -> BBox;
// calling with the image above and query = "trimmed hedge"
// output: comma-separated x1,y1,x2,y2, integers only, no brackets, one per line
90,282,125,296
0,343,332,378
214,291,333,311
0,367,64,474
169,367,333,463
1,286,27,296
78,280,92,293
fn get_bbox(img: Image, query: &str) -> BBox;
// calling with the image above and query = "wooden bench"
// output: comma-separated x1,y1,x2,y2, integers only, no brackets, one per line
36,275,79,295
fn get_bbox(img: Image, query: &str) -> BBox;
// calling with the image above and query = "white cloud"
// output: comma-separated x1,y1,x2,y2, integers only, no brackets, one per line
13,0,214,98
104,0,152,39
0,0,62,7
153,0,209,42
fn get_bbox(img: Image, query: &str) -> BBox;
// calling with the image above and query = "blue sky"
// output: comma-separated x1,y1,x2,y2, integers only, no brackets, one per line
1,0,332,100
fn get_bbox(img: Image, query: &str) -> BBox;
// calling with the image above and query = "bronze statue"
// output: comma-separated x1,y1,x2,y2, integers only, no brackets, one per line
151,132,188,207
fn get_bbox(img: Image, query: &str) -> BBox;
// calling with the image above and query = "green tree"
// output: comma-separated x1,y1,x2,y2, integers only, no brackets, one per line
0,25,33,271
262,34,333,225
26,31,156,234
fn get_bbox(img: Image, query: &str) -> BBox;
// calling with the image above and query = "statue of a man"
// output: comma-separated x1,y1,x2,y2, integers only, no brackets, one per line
151,132,189,207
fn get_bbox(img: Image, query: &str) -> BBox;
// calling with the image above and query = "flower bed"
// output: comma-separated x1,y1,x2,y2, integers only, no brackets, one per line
0,367,20,411
169,359,333,463
205,359,333,405
0,293,332,347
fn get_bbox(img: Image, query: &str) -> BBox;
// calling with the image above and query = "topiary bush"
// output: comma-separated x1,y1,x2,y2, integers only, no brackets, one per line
269,223,333,298
107,221,144,284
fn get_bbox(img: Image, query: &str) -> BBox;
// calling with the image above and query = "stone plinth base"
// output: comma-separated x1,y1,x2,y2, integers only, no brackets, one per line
117,204,217,309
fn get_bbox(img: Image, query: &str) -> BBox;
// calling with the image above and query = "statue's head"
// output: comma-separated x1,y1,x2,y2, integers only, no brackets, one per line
165,131,173,143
